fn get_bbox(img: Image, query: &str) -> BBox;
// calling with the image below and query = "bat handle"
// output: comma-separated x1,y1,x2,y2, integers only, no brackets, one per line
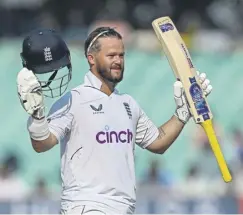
201,120,232,183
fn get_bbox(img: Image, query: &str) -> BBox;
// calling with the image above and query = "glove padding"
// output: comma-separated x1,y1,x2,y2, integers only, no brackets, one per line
17,68,45,119
174,71,213,123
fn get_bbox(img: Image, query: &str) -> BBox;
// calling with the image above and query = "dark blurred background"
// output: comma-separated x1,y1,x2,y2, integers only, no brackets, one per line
1,0,243,213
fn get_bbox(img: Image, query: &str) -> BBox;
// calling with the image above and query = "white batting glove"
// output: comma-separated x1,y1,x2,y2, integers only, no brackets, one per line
17,68,45,119
196,71,213,96
174,71,213,123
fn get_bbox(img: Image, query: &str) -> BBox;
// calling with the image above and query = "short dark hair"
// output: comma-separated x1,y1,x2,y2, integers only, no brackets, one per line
84,27,122,57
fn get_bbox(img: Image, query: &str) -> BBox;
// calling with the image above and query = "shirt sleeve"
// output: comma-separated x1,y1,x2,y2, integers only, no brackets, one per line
47,91,74,143
135,107,159,149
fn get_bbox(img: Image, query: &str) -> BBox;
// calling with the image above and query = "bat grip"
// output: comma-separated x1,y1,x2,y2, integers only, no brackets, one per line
201,120,232,183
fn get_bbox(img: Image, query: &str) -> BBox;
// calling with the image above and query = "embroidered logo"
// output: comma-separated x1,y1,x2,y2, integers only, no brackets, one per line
44,47,53,62
123,102,132,119
90,104,104,114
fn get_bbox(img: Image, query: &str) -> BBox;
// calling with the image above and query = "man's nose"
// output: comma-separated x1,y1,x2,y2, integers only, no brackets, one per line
114,56,122,64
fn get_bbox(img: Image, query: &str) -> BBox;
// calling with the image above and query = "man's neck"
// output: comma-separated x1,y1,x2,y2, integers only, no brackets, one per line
90,69,115,96
100,82,115,96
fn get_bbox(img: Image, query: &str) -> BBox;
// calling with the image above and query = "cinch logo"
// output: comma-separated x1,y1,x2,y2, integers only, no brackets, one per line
96,128,133,144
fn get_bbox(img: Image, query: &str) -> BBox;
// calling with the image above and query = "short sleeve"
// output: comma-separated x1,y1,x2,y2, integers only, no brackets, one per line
47,91,74,143
135,107,159,149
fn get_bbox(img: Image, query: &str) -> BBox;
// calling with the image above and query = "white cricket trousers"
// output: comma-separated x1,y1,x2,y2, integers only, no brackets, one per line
61,205,123,214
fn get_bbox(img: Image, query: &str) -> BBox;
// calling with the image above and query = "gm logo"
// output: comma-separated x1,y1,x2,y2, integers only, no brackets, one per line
160,23,174,32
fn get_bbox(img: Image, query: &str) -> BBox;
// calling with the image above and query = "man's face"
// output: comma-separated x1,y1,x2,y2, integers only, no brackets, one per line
94,37,125,84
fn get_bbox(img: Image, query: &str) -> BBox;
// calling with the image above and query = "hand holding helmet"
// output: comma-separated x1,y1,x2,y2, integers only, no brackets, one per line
17,29,72,118
17,68,45,119
19,29,72,98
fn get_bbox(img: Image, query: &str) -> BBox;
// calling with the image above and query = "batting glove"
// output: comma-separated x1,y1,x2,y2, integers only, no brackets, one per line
17,68,45,119
174,71,213,123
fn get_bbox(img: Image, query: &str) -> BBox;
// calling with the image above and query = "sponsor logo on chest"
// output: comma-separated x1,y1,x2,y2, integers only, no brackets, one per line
96,125,133,144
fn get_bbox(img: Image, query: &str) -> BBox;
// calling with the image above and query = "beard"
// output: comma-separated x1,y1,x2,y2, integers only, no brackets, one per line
96,62,124,84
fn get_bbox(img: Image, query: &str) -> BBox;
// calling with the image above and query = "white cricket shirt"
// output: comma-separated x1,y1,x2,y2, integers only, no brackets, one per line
47,71,159,214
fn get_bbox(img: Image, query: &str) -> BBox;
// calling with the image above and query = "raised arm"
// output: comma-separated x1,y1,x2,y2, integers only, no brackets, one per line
17,68,59,152
146,115,184,154
28,117,58,153
147,72,212,154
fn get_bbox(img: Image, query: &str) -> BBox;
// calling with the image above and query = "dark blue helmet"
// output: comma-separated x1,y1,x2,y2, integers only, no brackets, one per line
20,29,72,98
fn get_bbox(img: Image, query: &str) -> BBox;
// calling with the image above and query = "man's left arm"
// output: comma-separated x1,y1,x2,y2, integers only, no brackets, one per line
147,71,212,154
146,115,184,154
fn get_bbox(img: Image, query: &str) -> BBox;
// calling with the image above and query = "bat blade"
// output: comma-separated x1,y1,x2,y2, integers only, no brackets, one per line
152,16,232,183
152,16,211,124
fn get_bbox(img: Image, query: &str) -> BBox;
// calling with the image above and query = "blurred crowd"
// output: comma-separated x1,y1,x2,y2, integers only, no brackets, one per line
0,153,60,213
1,0,243,37
1,0,243,53
1,123,243,213
1,0,243,213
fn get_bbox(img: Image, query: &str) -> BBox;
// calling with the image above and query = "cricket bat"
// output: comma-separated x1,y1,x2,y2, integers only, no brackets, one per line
152,16,232,183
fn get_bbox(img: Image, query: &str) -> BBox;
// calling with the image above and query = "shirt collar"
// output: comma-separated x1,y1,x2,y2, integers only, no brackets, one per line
84,71,102,89
84,71,119,94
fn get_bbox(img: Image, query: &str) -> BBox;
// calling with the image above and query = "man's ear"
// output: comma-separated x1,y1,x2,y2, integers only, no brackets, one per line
87,54,95,66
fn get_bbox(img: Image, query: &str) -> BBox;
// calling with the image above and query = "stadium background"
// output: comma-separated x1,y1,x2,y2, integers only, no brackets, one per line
1,0,243,213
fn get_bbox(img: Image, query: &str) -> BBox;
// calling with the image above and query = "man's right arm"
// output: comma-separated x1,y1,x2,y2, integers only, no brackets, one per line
17,68,73,153
31,132,58,153
17,68,58,152
26,92,73,153
27,117,58,153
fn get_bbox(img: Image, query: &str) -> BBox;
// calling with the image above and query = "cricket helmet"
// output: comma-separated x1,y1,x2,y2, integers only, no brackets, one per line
20,29,72,98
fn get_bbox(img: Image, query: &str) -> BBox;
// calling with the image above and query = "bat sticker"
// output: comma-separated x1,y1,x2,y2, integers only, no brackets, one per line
189,77,209,115
159,23,174,32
